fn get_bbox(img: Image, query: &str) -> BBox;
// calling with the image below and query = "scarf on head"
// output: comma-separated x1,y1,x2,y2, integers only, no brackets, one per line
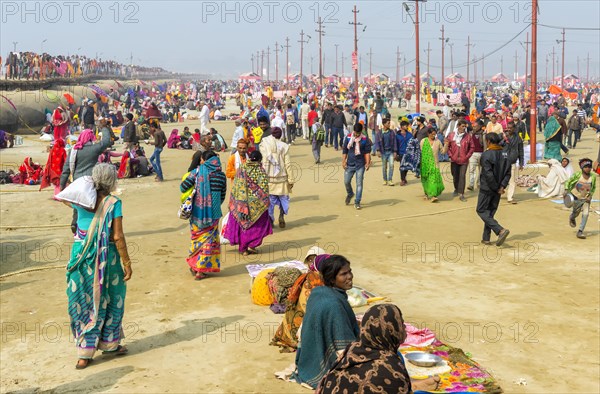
347,134,363,156
316,304,411,394
74,129,96,150
543,116,561,140
309,254,331,272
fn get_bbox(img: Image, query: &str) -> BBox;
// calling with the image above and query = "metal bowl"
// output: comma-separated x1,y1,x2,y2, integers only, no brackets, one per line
404,352,443,367
564,193,575,208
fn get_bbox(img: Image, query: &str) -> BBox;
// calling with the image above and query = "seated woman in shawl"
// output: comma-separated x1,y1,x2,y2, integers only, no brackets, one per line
224,150,273,256
40,138,67,197
18,157,43,185
167,129,181,149
271,248,327,352
180,151,227,280
61,163,133,369
291,255,359,389
317,304,440,394
420,127,449,202
536,158,570,198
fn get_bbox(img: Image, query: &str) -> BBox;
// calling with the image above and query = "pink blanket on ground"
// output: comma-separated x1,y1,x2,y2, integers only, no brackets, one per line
401,323,436,347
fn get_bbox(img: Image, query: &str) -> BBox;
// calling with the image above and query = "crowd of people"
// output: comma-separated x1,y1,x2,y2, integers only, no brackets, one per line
2,51,171,80
10,73,595,393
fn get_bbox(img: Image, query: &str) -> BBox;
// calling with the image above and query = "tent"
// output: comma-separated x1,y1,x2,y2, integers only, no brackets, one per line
238,72,261,83
420,72,435,82
491,73,508,83
445,73,465,83
402,73,416,82
547,84,578,100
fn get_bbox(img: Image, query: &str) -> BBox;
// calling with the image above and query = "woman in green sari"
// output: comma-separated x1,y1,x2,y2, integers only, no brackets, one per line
420,127,449,202
544,113,563,161
63,163,133,369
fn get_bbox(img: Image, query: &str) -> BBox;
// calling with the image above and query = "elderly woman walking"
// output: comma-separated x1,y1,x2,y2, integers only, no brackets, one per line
62,163,133,369
180,151,227,280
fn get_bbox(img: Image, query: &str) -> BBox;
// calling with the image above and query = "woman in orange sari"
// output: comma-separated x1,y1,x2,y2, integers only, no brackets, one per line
271,253,330,352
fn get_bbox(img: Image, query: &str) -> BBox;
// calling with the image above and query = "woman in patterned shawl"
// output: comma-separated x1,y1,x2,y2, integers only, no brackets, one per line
224,150,273,256
180,151,227,280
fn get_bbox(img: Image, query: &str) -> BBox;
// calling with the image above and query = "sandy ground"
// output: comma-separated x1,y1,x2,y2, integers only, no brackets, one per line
0,99,599,394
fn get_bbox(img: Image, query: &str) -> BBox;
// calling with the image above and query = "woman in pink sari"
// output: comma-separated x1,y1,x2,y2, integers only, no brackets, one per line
167,129,181,148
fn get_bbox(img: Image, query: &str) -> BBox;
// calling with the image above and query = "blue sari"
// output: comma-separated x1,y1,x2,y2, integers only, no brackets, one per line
66,195,126,359
292,286,360,388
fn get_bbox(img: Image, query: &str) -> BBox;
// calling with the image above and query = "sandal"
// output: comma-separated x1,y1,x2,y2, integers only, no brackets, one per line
75,358,92,369
103,345,128,356
431,197,439,203
247,247,258,254
195,273,208,281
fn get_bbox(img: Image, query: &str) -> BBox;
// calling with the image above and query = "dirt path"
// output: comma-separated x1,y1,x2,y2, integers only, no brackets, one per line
1,102,598,393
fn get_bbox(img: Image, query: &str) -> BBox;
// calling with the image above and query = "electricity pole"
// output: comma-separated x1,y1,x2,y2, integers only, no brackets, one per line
349,5,362,103
396,46,401,82
529,0,539,163
285,37,290,90
267,46,270,81
335,44,339,75
439,25,446,86
316,17,325,87
404,0,426,112
557,29,565,87
423,42,432,78
274,42,281,82
299,31,310,92
448,43,454,74
260,50,264,79
585,53,591,82
465,36,475,82
514,50,519,81
520,32,530,84
368,47,373,78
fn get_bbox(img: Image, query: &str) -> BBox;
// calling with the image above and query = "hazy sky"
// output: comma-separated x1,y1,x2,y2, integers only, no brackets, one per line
1,0,599,80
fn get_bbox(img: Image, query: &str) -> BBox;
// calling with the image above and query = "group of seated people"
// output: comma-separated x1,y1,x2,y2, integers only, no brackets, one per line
252,250,441,393
166,127,228,151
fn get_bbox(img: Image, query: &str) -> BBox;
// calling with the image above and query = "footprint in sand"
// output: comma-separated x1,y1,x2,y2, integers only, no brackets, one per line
153,249,172,256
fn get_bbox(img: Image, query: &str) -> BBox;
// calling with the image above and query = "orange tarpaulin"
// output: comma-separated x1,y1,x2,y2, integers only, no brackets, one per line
547,85,577,100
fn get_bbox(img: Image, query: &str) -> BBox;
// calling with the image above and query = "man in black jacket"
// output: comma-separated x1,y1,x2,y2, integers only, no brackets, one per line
83,100,95,130
123,113,138,149
477,132,512,246
321,103,334,148
503,121,524,204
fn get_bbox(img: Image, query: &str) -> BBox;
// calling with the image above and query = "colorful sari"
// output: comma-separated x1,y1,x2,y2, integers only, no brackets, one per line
18,157,42,185
117,152,132,179
543,116,562,161
225,161,272,253
421,140,445,198
186,156,225,273
66,196,126,359
271,271,324,352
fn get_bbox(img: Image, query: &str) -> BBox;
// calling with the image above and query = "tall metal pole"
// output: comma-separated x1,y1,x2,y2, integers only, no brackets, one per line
524,32,530,84
529,0,538,163
335,44,339,75
545,54,549,83
440,25,445,87
466,36,472,82
396,46,401,82
586,53,590,82
261,50,264,78
275,42,279,82
317,17,324,87
552,47,555,82
449,43,454,74
351,5,360,103
267,46,270,81
561,28,565,88
299,31,308,93
514,50,519,80
415,0,422,113
285,37,290,90
369,47,373,78
341,52,346,77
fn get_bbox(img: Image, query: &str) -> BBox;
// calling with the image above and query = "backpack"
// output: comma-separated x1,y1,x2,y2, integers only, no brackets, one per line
316,126,326,142
286,111,295,125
